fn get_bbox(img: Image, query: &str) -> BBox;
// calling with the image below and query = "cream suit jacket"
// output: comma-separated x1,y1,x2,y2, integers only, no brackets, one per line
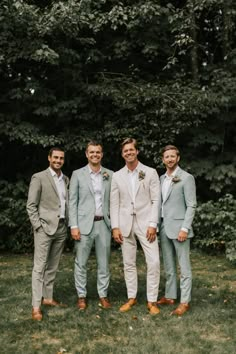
26,168,69,235
110,162,160,236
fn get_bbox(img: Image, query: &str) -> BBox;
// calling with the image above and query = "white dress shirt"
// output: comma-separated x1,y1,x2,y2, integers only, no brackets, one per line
89,166,103,217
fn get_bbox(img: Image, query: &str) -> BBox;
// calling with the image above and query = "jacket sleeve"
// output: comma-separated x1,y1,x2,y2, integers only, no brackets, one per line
68,171,79,227
182,174,197,230
110,174,120,229
26,175,42,231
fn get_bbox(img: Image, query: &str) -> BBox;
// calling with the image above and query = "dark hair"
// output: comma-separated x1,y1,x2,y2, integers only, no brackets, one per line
161,145,180,156
120,137,139,151
48,147,65,157
86,140,103,151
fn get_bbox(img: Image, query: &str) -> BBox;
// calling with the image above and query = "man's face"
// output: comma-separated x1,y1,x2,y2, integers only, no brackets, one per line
48,150,65,172
162,149,180,170
86,145,103,165
121,143,139,164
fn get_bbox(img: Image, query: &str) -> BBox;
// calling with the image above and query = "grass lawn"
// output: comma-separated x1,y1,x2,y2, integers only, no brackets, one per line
0,248,235,354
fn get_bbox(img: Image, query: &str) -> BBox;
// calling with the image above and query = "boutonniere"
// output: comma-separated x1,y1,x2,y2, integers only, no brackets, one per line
138,170,146,181
102,171,110,180
172,176,181,183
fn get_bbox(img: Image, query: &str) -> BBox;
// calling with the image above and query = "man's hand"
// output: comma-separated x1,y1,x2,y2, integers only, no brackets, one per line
70,227,81,241
112,228,123,244
177,230,188,242
146,227,157,243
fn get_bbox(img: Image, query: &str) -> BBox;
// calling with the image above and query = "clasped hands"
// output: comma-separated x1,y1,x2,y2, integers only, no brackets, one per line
70,228,81,241
112,227,157,244
177,230,188,242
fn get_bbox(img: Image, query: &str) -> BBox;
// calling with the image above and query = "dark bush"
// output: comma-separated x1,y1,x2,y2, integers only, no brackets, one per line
193,194,236,263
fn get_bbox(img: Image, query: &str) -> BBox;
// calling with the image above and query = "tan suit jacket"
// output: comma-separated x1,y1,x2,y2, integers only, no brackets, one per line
110,163,160,236
27,168,69,235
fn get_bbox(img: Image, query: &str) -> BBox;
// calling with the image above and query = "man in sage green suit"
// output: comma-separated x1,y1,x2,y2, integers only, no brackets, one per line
157,145,197,316
27,147,69,321
69,141,113,310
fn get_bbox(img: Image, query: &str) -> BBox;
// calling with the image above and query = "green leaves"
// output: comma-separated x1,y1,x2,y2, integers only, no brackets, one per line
193,195,236,263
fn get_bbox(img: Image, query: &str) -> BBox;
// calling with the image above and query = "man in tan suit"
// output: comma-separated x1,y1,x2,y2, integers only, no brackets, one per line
110,138,161,315
27,147,69,321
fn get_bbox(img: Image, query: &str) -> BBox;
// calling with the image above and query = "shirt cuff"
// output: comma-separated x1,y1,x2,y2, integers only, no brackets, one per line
181,227,188,233
149,222,157,228
70,225,78,229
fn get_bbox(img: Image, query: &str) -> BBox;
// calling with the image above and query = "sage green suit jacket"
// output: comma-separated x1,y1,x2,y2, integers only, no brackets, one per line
69,165,113,234
26,168,69,235
160,167,197,239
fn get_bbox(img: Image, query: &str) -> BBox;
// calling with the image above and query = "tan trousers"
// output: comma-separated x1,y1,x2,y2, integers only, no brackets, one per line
32,221,67,307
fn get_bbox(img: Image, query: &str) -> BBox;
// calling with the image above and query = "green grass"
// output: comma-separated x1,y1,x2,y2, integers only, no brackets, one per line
0,248,235,354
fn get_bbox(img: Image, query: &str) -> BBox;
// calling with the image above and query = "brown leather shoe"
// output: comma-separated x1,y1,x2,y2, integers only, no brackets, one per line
171,303,190,316
119,298,137,312
77,297,87,310
99,297,112,309
32,307,42,321
157,297,175,305
147,302,160,315
42,299,67,307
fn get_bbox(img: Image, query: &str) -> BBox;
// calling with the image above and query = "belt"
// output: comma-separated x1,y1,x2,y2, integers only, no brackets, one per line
94,216,104,222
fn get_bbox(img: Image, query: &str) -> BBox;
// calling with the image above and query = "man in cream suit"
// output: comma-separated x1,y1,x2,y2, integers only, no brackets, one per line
69,141,113,310
157,145,197,316
27,147,69,321
110,138,161,315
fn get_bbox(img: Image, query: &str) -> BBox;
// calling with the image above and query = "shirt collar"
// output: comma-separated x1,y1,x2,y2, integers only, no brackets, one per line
165,166,179,178
88,165,101,175
49,167,63,179
126,162,141,174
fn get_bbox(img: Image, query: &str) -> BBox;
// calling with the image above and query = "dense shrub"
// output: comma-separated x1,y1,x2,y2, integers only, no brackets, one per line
193,194,236,263
0,180,33,252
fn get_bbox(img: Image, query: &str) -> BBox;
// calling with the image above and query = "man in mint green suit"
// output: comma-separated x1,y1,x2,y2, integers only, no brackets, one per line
69,141,113,310
157,145,197,316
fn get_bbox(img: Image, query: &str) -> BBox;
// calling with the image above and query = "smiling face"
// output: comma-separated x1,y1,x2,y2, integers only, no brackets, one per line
48,150,65,174
162,149,180,173
86,144,103,167
121,142,139,167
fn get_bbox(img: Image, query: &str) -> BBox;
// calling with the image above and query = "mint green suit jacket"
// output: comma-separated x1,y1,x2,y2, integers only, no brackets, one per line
160,167,197,239
69,165,113,234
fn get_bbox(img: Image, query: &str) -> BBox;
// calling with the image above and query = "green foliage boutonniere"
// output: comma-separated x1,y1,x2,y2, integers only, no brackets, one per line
138,170,146,181
172,176,181,183
103,171,110,181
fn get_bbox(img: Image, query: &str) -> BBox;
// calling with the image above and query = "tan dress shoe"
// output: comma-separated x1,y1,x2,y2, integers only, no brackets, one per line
119,298,137,312
42,299,67,307
171,303,190,316
99,297,112,309
77,297,87,310
157,297,175,305
147,302,160,315
32,307,42,321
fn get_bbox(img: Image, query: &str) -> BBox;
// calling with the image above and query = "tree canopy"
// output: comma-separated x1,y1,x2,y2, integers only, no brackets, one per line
0,0,235,255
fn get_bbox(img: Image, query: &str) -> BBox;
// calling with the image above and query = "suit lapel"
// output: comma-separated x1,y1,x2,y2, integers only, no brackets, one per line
84,165,94,196
46,168,59,197
162,167,183,203
120,167,133,200
134,163,145,198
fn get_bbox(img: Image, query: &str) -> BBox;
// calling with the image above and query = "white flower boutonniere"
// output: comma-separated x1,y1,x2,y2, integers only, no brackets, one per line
138,170,146,181
172,176,181,183
103,171,110,181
